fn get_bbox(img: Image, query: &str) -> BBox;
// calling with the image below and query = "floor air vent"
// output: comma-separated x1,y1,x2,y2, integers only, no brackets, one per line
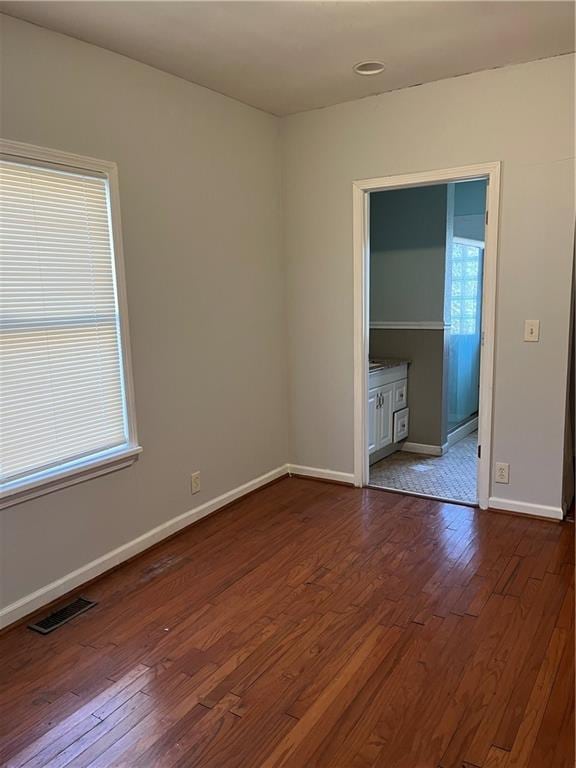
28,596,97,634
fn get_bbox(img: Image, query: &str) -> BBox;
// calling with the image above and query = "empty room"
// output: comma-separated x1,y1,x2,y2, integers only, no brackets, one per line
0,2,574,767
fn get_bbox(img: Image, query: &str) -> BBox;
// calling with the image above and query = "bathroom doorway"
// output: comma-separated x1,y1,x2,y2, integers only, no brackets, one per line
352,164,501,509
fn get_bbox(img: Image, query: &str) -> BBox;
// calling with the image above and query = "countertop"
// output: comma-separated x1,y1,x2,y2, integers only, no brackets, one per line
368,358,410,372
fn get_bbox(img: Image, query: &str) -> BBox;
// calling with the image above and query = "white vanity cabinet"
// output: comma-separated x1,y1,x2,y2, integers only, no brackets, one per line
368,362,409,462
369,382,394,454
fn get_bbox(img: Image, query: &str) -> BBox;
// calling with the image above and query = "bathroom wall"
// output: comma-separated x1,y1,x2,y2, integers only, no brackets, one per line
369,185,448,447
453,179,487,241
369,328,446,445
370,185,447,323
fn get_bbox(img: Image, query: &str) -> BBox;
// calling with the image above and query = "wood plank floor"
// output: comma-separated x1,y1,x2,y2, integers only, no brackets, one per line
0,477,573,767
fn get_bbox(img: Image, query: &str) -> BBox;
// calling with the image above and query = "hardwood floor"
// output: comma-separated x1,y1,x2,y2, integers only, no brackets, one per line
0,477,573,767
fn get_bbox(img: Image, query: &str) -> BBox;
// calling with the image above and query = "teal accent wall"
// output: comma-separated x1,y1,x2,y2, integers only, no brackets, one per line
454,179,487,216
453,179,487,241
370,184,447,323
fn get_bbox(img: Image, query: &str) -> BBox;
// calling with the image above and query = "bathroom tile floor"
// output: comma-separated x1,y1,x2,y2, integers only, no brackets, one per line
369,431,478,504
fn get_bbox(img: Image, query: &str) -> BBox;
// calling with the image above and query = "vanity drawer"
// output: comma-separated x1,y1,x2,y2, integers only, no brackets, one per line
369,363,408,389
393,379,407,412
393,407,409,442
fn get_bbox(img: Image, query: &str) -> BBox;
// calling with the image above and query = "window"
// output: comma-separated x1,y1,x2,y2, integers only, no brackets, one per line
0,141,140,507
450,238,484,336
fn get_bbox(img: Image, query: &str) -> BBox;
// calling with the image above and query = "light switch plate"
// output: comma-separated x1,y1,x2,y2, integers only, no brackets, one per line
524,320,540,342
191,471,201,494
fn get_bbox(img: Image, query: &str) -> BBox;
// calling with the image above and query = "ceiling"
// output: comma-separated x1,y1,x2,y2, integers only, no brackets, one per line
1,1,574,116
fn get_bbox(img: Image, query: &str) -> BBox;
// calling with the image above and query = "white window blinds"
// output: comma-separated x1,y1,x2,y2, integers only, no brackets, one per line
0,155,137,498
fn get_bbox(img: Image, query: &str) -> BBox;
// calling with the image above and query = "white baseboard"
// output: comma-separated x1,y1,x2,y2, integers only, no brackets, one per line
488,496,564,521
401,442,447,456
447,417,478,448
287,464,355,485
0,465,289,630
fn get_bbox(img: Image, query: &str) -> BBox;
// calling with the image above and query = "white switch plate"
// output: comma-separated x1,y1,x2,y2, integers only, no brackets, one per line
524,320,540,342
495,462,510,484
191,471,201,494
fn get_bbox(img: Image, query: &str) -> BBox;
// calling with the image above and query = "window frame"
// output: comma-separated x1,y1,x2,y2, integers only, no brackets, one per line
0,139,141,508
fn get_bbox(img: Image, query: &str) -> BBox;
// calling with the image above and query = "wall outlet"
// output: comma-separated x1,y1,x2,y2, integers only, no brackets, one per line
495,462,510,484
191,471,201,495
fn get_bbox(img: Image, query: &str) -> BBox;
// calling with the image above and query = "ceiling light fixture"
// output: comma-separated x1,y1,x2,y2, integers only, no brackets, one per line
353,60,386,76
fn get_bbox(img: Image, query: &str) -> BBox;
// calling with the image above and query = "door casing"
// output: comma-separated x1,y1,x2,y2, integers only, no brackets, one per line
352,162,501,509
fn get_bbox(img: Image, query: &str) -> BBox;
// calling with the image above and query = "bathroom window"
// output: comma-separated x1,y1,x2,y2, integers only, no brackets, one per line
0,141,140,507
450,238,484,336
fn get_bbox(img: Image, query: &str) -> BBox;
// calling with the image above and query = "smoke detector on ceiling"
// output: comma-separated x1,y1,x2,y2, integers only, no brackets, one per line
353,60,386,76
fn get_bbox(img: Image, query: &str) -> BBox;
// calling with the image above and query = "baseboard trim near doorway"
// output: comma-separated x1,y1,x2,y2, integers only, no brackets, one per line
367,486,564,520
488,497,564,521
401,442,447,456
287,464,355,485
447,417,478,449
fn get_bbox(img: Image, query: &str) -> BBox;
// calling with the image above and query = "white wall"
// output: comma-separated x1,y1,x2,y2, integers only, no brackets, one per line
283,54,575,513
1,16,574,618
0,17,288,613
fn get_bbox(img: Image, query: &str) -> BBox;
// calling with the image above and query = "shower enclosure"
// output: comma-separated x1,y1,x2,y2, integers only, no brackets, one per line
446,237,484,432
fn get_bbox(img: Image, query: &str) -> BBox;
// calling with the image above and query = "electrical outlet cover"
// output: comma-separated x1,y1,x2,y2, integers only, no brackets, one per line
524,320,540,342
495,462,509,484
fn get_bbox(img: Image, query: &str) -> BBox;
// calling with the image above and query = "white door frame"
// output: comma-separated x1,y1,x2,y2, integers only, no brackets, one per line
352,162,501,509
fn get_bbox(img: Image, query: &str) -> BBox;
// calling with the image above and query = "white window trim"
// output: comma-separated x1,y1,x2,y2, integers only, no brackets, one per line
0,139,141,509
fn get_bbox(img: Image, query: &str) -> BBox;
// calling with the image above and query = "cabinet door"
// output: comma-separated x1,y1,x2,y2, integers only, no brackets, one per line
368,389,378,454
377,384,393,449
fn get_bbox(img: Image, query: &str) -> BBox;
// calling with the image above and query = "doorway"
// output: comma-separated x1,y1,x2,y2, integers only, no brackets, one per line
353,164,501,509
